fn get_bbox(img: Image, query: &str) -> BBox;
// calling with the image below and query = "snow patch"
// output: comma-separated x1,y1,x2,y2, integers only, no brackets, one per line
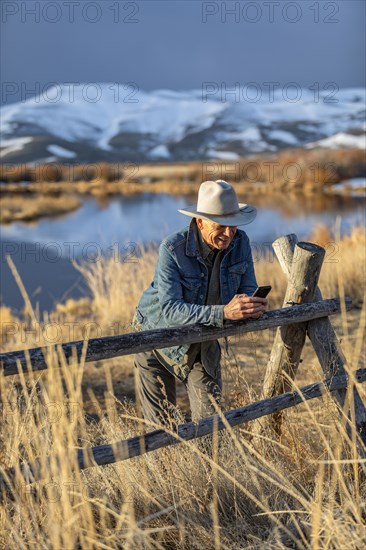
236,127,262,142
206,149,240,160
267,130,298,144
149,144,171,159
47,145,76,158
326,178,366,198
0,137,33,157
306,132,366,149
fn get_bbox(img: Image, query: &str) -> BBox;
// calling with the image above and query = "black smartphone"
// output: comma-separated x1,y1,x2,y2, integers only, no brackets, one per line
252,285,272,298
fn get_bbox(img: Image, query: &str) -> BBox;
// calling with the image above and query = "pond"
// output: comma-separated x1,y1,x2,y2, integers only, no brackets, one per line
1,185,365,313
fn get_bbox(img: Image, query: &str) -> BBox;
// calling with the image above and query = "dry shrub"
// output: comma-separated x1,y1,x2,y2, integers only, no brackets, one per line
252,225,366,309
0,306,20,347
73,245,158,333
54,297,93,318
308,223,333,247
311,225,366,307
1,149,364,192
0,195,81,223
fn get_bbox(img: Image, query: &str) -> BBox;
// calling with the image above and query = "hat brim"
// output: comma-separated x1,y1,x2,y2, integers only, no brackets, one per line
178,203,257,226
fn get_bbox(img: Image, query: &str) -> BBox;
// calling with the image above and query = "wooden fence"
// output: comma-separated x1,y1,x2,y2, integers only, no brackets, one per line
1,235,365,493
1,368,365,493
0,298,350,377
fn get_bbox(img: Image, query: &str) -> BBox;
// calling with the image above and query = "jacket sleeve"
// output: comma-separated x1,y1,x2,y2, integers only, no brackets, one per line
157,242,224,328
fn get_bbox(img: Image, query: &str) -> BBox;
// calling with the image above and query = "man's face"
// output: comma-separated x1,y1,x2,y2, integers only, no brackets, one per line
197,218,237,250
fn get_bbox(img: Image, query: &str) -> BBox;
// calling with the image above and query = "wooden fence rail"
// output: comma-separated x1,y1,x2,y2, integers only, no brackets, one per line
1,368,365,492
1,298,351,377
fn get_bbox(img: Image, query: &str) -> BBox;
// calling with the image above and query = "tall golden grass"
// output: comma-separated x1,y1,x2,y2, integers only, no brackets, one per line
0,226,365,548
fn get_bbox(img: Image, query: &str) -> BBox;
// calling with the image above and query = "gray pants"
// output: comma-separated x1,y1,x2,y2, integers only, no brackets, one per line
134,350,222,426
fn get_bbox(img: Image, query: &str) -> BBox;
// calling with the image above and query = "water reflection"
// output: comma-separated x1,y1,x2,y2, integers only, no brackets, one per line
1,190,365,312
2,191,365,251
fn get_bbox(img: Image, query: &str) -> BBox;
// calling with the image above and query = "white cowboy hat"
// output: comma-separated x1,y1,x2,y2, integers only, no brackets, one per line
178,180,257,226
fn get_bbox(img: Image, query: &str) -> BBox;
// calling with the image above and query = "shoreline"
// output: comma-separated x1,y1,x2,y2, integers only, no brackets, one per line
1,148,365,224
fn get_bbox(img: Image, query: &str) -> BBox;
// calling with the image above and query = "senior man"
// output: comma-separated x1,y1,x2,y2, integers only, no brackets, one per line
132,180,267,426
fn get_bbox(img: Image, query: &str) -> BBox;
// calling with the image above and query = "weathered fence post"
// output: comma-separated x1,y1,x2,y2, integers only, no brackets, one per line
254,239,325,434
254,234,366,448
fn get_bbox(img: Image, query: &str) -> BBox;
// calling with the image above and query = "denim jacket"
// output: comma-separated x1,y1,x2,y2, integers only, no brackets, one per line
132,219,257,373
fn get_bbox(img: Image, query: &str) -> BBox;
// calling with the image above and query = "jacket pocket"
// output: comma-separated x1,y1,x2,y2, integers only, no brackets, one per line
228,260,248,275
180,276,201,302
228,261,248,293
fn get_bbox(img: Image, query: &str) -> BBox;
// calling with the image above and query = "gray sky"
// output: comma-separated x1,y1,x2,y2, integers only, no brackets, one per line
1,0,365,104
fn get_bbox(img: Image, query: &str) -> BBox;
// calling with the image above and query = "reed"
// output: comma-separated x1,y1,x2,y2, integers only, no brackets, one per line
0,226,365,548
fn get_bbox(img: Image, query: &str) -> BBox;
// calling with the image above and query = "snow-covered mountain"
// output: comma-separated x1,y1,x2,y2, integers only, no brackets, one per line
1,85,365,164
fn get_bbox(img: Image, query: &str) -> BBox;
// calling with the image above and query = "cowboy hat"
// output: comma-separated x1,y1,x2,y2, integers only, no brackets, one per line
178,180,257,226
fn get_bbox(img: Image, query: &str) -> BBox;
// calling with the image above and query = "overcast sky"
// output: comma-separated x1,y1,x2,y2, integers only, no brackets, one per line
1,0,365,105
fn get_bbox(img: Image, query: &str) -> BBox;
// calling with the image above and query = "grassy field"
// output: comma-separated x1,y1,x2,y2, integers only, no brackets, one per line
0,225,365,548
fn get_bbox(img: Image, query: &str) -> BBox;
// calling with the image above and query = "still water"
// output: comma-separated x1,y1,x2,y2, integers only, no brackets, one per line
1,189,365,313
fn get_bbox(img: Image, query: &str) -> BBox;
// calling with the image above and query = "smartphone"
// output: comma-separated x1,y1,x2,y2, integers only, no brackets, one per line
252,285,271,298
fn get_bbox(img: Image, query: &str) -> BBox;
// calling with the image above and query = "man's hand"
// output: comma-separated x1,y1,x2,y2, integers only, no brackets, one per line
223,294,268,321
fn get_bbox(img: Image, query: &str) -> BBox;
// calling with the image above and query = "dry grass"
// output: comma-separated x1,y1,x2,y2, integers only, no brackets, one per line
1,149,364,186
0,226,365,548
0,330,365,548
309,225,366,308
72,245,157,331
0,194,81,224
250,224,366,310
1,149,365,218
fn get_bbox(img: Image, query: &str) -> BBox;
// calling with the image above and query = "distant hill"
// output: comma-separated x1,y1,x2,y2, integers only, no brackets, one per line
1,85,365,164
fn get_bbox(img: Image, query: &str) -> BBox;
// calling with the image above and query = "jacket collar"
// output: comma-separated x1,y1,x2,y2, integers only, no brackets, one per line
186,218,240,258
186,219,200,257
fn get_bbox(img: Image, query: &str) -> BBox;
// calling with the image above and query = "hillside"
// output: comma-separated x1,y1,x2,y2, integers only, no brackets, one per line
1,86,365,164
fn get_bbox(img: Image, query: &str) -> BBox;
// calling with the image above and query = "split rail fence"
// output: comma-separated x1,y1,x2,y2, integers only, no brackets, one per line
1,235,365,493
